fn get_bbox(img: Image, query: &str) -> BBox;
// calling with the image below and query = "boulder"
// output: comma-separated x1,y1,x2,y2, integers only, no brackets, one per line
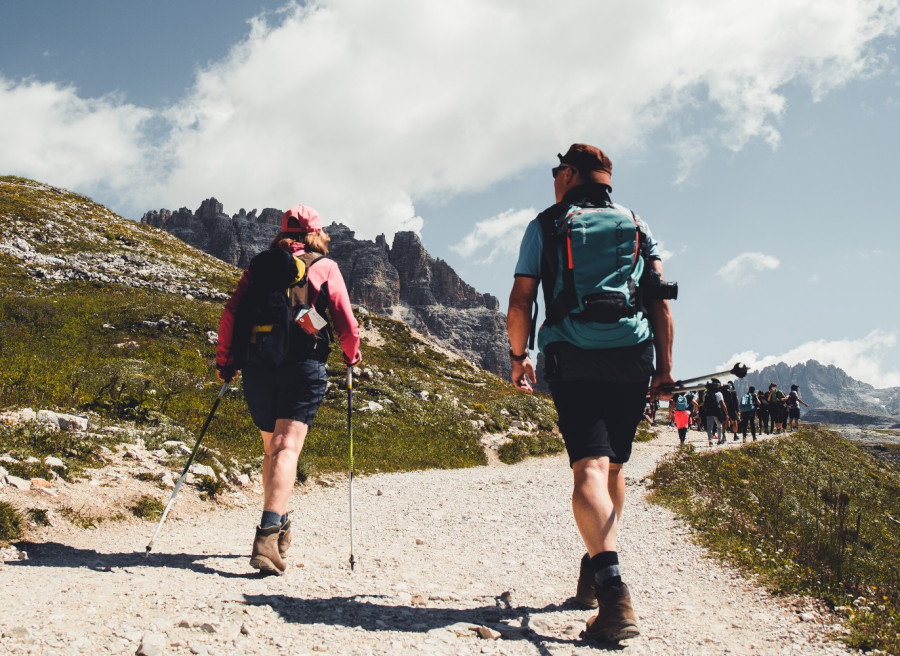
188,464,216,479
36,410,62,431
44,456,66,469
6,475,31,490
0,408,37,425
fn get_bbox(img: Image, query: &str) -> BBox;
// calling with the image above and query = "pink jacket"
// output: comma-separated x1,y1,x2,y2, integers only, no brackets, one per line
217,243,361,367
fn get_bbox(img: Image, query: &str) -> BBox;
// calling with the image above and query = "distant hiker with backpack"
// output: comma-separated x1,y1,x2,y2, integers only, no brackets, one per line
216,205,361,576
703,379,728,446
723,381,740,441
767,382,787,433
673,392,694,445
506,144,675,643
738,386,759,442
786,383,809,431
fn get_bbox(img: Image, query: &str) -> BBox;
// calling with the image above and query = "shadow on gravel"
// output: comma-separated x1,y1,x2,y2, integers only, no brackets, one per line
8,542,250,578
243,594,627,654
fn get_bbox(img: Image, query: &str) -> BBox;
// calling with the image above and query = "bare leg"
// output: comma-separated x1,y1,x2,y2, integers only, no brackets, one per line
572,456,618,556
608,463,625,525
261,418,309,515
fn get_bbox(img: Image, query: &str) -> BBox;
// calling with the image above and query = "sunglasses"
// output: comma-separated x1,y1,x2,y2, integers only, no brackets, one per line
552,164,574,179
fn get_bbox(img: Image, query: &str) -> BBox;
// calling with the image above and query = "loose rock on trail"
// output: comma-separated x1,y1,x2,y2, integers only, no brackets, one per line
0,426,854,655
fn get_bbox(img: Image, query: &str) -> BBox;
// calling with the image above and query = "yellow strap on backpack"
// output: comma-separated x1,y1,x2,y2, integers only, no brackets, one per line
291,256,307,286
250,324,273,344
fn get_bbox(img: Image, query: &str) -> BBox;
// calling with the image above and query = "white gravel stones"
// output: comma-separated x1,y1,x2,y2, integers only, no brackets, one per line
0,426,855,655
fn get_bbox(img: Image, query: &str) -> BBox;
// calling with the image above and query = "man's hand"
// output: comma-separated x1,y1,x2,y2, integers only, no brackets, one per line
649,370,675,402
511,358,536,393
506,276,539,394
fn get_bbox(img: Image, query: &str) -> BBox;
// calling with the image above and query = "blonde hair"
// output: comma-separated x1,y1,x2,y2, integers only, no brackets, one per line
270,231,330,255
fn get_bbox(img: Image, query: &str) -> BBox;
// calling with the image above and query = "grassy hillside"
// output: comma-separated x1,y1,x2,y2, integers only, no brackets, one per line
0,177,560,478
648,428,900,654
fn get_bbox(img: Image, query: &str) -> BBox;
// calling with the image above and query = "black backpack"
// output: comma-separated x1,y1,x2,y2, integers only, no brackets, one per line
232,248,331,367
704,388,723,420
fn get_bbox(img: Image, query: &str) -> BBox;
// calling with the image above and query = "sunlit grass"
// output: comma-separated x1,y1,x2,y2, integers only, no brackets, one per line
648,427,900,654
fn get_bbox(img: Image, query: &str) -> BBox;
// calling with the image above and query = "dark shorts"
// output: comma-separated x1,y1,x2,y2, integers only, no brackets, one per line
241,360,328,433
549,380,649,466
789,407,800,420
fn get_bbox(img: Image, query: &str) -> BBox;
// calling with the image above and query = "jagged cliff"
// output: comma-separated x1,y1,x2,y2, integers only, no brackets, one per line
142,199,510,377
141,199,282,269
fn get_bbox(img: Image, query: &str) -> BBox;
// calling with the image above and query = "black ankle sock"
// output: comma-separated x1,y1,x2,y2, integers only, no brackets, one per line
281,513,289,525
260,510,282,529
590,551,622,588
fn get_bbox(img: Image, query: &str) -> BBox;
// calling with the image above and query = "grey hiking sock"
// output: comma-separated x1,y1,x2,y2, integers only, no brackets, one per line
591,551,623,589
260,510,282,529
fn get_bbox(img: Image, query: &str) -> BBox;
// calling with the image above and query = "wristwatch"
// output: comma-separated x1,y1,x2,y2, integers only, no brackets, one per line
508,348,528,362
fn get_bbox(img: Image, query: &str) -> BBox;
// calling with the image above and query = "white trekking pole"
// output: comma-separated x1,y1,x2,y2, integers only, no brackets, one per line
145,381,228,556
347,365,357,571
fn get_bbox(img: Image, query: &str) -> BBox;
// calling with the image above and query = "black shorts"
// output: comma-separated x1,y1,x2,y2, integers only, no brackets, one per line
788,407,800,420
241,360,328,433
549,380,649,466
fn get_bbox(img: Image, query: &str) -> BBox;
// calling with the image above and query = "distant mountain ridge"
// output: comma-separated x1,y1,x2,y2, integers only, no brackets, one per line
737,360,900,426
142,199,510,377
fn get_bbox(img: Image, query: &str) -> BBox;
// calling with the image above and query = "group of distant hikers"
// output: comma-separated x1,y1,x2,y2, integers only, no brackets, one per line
666,379,809,446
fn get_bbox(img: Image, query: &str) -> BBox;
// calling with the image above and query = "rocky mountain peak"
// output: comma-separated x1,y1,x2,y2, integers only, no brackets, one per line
739,359,899,423
141,200,509,377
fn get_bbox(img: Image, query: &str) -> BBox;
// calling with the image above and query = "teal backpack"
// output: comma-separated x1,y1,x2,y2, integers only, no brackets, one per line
534,199,651,351
675,394,689,411
740,392,756,413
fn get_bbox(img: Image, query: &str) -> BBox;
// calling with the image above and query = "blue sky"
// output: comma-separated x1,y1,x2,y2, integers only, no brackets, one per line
2,0,899,388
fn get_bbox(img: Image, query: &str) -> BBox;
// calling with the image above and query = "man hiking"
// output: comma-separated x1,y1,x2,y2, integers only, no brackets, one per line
786,383,809,431
703,379,728,446
506,144,675,643
767,382,787,433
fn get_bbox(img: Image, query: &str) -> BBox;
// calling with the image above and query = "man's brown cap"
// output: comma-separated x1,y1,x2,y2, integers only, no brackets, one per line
558,143,612,187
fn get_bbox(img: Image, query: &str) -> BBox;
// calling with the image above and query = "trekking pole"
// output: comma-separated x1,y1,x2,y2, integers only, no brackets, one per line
347,365,357,571
651,363,750,399
667,362,749,390
663,382,715,394
145,381,228,556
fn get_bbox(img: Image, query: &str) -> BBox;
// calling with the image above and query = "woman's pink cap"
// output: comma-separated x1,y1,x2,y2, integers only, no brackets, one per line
281,205,322,234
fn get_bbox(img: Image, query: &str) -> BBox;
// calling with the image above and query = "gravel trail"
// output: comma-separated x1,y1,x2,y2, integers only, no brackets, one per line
0,426,854,655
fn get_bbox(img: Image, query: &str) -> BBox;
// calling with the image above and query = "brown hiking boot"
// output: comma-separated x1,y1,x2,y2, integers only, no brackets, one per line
574,553,598,608
583,582,640,643
278,517,292,558
250,524,286,575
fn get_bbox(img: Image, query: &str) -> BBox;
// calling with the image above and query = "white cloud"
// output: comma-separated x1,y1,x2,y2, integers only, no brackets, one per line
0,77,153,195
721,330,900,388
450,207,536,264
716,252,780,285
1,0,899,235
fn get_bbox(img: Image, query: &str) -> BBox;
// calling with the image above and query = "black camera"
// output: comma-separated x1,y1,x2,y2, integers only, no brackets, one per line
642,269,678,300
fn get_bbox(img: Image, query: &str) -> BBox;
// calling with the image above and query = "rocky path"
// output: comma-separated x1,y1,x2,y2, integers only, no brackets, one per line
0,427,854,655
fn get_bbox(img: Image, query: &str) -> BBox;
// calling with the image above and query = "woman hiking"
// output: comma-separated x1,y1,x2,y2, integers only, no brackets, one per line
216,205,361,575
